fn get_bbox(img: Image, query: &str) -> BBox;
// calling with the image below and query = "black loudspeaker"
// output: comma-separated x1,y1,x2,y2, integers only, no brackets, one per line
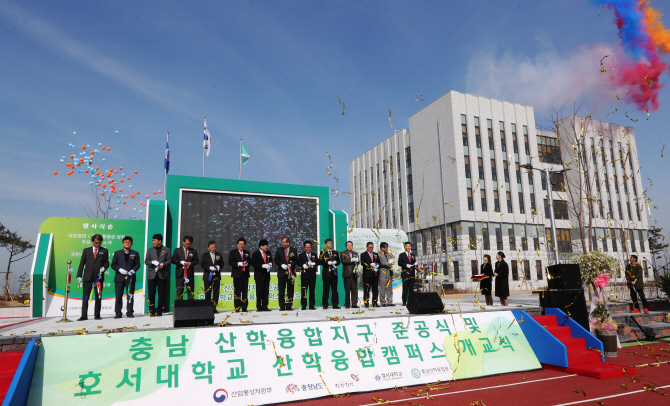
540,289,589,331
173,300,215,328
547,264,583,290
407,292,444,314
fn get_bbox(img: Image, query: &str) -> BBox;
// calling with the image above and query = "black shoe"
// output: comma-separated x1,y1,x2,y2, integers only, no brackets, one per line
156,313,163,317
333,306,341,309
373,304,379,308
235,309,240,313
279,307,285,311
77,316,88,321
302,307,307,310
114,315,122,319
402,303,406,306
265,308,272,312
345,305,351,309
309,307,316,310
286,307,294,311
388,304,396,307
365,304,369,308
94,316,102,320
127,314,135,318
214,310,219,314
323,306,329,310
381,304,387,307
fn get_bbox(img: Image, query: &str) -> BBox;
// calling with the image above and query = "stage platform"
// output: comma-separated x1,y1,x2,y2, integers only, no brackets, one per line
0,292,542,342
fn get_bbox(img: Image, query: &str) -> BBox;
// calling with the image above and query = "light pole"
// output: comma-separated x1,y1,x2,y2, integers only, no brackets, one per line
521,164,566,265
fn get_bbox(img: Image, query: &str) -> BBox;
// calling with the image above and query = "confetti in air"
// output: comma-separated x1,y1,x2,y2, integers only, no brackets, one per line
338,97,345,115
388,109,393,127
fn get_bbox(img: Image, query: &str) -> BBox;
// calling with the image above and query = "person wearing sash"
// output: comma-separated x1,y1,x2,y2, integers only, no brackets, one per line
77,233,109,320
251,239,273,311
298,240,319,310
200,241,224,313
144,234,171,317
397,241,417,307
360,242,381,308
228,238,251,312
378,242,395,307
319,238,341,309
172,236,199,300
274,237,298,310
340,241,359,309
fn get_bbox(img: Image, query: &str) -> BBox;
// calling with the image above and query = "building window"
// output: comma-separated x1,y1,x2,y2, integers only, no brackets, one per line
474,117,481,149
530,193,536,212
494,190,500,212
518,192,525,214
536,260,543,280
643,260,649,277
511,123,518,154
521,226,528,251
469,222,477,250
464,156,471,178
503,161,510,183
639,230,645,252
541,171,565,192
471,260,479,277
538,136,561,164
511,261,519,281
488,119,494,151
630,229,637,252
523,125,530,156
499,121,506,152
515,162,522,184
451,223,459,250
611,228,618,252
524,260,531,281
482,222,490,250
461,115,468,146
467,188,474,211
506,192,513,213
557,228,572,253
491,159,497,181
544,199,569,220
601,228,608,252
453,261,460,282
481,190,488,212
495,224,503,250
478,157,485,180
508,224,516,250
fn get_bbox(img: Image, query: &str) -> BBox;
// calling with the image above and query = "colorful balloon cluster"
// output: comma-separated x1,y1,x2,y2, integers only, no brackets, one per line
594,0,670,111
55,142,148,220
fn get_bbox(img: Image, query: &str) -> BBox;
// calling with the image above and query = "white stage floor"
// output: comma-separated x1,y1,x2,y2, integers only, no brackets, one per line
0,292,542,339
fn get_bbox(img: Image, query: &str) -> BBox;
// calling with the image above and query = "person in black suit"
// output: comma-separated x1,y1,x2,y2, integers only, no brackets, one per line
319,238,341,309
172,236,199,300
228,237,251,312
200,240,224,313
274,237,298,310
494,251,510,306
397,242,417,307
298,240,319,310
76,234,110,320
251,239,273,311
111,236,141,318
480,254,494,306
144,234,172,316
360,242,381,308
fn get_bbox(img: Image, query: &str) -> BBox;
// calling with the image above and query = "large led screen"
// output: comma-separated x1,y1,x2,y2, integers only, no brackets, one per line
179,190,319,261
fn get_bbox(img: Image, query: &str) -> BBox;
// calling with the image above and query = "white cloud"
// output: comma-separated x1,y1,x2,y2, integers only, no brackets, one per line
466,43,619,113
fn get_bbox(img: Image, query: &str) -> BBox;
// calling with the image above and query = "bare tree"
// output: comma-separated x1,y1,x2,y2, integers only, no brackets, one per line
0,223,35,301
80,184,126,219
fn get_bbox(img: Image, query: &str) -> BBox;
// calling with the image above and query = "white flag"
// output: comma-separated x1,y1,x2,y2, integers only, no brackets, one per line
203,119,211,156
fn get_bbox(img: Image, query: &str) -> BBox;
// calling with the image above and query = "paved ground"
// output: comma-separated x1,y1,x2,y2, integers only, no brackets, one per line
0,292,542,338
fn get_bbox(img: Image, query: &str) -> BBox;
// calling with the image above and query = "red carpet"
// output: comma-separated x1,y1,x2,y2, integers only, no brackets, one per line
533,314,634,379
0,351,23,403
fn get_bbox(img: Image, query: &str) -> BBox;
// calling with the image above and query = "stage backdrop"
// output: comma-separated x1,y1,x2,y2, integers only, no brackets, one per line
26,311,540,406
161,175,348,311
31,217,146,317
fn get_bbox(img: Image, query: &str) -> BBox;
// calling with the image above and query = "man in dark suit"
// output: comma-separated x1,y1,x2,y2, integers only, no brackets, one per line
143,234,171,316
200,241,225,313
172,236,199,300
298,240,319,310
251,239,273,311
340,241,359,309
111,236,141,318
397,242,417,307
228,237,251,312
319,238,341,309
360,242,381,308
274,237,298,311
76,234,110,320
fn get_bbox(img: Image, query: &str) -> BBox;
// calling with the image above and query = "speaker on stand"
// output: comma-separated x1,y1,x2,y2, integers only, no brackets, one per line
407,292,444,314
173,300,215,328
540,264,589,331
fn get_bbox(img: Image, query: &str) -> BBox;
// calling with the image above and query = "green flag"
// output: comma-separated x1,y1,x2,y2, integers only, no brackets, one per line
241,144,250,165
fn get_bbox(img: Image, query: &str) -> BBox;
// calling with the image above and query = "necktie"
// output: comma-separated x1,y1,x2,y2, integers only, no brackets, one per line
184,248,187,260
94,247,97,259
408,252,411,262
210,253,215,263
262,251,266,263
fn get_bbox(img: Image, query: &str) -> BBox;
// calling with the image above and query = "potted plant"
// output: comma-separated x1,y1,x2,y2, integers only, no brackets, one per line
656,272,670,301
590,300,619,357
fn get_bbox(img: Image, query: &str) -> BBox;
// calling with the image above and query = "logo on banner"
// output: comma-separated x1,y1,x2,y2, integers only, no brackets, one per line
213,389,229,402
411,368,422,378
285,384,300,394
374,374,381,382
350,374,360,381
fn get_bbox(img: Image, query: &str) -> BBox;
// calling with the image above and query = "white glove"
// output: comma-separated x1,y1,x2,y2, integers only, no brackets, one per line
373,263,379,268
281,264,288,270
389,259,394,265
77,277,82,283
120,269,128,275
327,261,334,265
309,261,315,266
303,264,309,269
262,264,269,269
237,262,244,267
216,265,220,270
180,261,185,265
406,264,413,269
151,260,159,266
353,257,359,263
210,266,217,271
130,270,135,275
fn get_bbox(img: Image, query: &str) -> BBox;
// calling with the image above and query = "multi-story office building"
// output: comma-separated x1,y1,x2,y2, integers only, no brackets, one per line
349,91,651,289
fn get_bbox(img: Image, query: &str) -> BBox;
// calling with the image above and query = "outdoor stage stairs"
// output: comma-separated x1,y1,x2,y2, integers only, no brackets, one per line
609,299,670,343
0,351,23,403
532,314,635,379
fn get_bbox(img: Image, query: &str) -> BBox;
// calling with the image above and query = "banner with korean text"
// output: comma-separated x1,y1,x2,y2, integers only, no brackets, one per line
26,311,540,406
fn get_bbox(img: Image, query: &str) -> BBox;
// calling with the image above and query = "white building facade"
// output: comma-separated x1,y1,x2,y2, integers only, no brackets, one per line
349,91,651,290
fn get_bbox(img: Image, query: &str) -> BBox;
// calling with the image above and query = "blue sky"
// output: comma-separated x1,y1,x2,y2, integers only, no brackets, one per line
1,0,670,283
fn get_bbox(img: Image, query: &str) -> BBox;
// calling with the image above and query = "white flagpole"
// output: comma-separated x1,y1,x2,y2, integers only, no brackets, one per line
164,132,169,201
203,117,206,177
239,138,242,180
